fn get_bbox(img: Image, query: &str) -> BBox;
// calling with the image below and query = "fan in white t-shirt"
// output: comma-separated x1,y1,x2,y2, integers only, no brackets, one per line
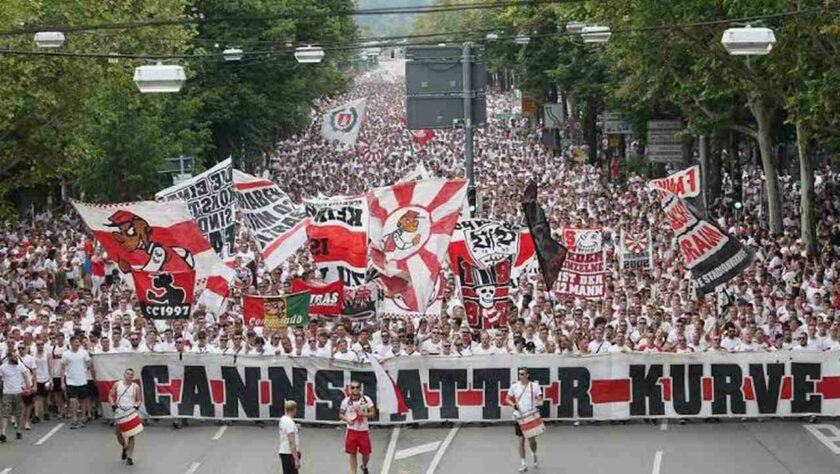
506,368,544,472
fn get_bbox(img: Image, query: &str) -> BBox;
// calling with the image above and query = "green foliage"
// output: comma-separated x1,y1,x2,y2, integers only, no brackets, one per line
0,0,358,209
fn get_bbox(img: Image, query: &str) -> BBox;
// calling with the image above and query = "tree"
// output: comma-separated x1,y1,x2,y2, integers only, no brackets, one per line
186,0,358,171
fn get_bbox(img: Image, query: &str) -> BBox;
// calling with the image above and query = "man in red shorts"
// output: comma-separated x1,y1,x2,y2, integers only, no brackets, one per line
339,382,375,474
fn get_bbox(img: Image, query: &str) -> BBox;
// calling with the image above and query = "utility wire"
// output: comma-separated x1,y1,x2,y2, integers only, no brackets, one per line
0,0,577,37
0,7,832,62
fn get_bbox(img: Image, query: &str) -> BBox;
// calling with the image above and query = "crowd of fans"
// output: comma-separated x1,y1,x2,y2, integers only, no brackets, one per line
2,60,840,438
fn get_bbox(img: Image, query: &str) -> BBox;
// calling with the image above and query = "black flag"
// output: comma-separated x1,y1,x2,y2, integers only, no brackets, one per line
521,181,567,289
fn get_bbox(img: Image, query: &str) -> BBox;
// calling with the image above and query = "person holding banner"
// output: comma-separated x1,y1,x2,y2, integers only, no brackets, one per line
506,368,544,472
108,368,143,466
339,382,375,474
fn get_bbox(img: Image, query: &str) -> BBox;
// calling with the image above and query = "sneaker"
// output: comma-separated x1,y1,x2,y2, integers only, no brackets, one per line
122,448,127,460
518,465,528,473
16,432,22,440
573,421,580,427
79,422,87,429
70,422,78,430
532,454,539,466
361,466,369,474
32,416,40,424
126,458,134,466
24,423,31,430
0,434,6,443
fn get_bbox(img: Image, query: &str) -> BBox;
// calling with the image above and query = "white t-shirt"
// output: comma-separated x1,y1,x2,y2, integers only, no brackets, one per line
61,348,91,387
509,381,542,414
278,415,299,455
587,339,611,354
341,395,374,432
1,362,29,394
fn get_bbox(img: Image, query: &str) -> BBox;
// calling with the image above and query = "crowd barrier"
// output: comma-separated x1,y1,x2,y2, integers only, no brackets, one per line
92,352,840,423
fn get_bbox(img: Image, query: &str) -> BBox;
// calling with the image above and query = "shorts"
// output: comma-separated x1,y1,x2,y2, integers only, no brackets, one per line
66,384,88,400
279,453,300,474
22,392,34,406
52,378,64,393
0,394,22,417
345,429,372,456
37,382,50,396
87,380,98,400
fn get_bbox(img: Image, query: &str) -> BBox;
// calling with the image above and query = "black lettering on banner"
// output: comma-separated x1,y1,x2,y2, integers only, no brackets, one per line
630,365,665,416
791,362,822,414
711,364,746,415
429,369,467,420
670,364,702,415
473,368,510,419
351,371,379,422
392,370,427,422
315,370,345,421
141,365,171,417
557,368,593,418
267,367,306,418
179,366,215,417
221,366,260,418
749,363,784,414
526,368,551,419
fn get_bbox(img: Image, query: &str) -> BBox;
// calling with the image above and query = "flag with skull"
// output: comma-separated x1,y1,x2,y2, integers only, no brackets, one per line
457,257,513,329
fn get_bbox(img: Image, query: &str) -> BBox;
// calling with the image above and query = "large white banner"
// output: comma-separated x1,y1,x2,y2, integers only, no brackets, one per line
321,98,367,146
156,158,236,263
92,352,840,423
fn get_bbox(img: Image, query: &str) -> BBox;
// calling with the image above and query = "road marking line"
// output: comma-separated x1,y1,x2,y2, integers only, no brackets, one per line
803,424,840,454
185,461,201,474
1,468,12,474
426,425,460,474
660,420,668,431
35,423,64,446
652,450,663,474
395,441,442,460
212,425,227,440
381,427,401,474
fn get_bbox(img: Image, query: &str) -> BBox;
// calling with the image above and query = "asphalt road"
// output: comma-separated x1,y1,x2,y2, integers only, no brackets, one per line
2,417,840,474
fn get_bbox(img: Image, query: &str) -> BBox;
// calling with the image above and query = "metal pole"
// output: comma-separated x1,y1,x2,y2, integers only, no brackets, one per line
463,42,475,214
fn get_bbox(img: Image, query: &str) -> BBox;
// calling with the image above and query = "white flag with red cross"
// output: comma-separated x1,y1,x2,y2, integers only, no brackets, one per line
368,179,467,312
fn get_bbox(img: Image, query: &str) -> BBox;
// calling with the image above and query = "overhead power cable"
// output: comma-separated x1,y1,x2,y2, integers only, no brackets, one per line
0,0,579,37
0,7,832,62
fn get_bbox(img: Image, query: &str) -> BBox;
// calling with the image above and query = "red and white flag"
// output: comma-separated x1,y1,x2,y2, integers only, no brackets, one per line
232,169,309,271
368,179,467,312
369,357,408,414
72,200,234,311
409,129,435,146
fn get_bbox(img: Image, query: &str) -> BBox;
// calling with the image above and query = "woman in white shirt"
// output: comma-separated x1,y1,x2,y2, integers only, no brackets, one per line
278,400,301,474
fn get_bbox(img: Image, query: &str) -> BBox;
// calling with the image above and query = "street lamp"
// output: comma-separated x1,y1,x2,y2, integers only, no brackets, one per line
34,31,65,48
581,26,611,44
133,63,186,93
515,35,531,45
294,45,325,64
485,33,499,41
222,48,243,61
721,25,776,55
566,21,586,34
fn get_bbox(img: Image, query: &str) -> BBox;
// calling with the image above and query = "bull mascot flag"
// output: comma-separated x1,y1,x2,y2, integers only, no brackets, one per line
132,270,196,319
72,200,233,310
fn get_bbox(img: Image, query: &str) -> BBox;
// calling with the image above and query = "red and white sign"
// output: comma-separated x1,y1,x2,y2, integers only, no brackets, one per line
557,228,606,299
72,200,234,309
649,165,700,199
369,179,467,312
304,196,369,288
291,279,344,315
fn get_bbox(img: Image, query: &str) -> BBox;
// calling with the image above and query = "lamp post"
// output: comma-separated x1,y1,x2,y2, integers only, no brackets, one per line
222,48,243,61
721,25,776,55
294,45,325,64
133,63,186,93
581,26,612,44
34,31,65,48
